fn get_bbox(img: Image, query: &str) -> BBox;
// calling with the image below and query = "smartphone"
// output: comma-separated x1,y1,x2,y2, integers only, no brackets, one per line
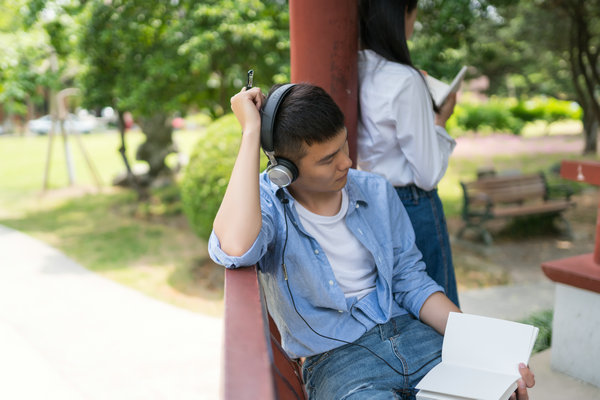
246,69,254,90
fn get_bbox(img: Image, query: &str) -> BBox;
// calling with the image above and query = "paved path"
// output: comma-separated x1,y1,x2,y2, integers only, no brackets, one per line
2,224,599,399
0,225,222,400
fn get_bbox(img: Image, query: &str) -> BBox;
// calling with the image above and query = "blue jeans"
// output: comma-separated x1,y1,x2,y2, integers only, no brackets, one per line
302,314,443,399
395,185,459,307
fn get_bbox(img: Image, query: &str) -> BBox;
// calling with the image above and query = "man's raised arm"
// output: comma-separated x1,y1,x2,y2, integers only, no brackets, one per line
213,87,265,257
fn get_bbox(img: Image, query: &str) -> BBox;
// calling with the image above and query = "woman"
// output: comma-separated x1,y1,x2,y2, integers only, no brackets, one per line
358,0,460,306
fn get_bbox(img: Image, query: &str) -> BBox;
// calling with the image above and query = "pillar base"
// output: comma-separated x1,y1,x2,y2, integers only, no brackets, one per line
550,283,600,388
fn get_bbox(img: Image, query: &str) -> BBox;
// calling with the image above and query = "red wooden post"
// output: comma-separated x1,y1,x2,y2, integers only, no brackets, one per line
559,160,600,264
541,160,600,294
289,0,359,165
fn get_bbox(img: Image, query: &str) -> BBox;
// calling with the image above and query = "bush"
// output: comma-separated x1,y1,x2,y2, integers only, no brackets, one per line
519,309,553,354
453,98,525,135
448,96,581,136
181,113,268,239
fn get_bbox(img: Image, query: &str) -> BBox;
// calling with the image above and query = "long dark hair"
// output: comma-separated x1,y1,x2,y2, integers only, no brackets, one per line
359,0,418,67
359,0,438,112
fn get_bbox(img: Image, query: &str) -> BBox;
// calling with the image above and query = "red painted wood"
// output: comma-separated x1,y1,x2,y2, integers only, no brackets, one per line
542,160,600,293
542,254,600,294
560,159,600,264
560,160,600,186
289,0,359,165
223,266,276,400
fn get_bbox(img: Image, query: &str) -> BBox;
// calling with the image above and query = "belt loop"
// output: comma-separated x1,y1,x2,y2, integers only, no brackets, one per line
411,184,419,205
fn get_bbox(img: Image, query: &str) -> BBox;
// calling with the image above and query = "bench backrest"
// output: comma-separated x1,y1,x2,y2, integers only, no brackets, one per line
223,266,307,400
462,173,548,206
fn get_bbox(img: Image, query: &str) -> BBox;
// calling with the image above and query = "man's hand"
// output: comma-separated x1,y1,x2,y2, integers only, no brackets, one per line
509,363,535,400
230,87,265,137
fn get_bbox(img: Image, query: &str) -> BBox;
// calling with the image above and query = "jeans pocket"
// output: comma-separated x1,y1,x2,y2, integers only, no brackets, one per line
389,321,442,386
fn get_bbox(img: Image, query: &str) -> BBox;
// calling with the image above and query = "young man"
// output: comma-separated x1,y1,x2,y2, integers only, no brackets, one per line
209,84,534,399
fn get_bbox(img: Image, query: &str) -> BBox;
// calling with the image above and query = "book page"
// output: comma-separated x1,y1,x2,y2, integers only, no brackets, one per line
416,363,518,400
442,313,538,376
424,75,449,108
447,66,468,96
424,66,468,107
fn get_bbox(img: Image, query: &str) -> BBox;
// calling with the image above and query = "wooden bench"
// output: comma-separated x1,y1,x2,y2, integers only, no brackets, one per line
457,172,574,245
223,266,307,400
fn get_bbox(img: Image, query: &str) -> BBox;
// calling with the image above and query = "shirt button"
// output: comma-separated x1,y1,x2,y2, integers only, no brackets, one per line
358,228,363,235
355,204,359,209
314,249,319,255
329,280,334,286
338,310,343,313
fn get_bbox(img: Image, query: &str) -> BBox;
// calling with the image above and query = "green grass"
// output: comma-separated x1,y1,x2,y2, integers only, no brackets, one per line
0,129,225,316
0,127,595,315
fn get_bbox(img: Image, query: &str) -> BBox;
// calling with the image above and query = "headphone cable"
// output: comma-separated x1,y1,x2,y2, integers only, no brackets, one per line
278,191,440,379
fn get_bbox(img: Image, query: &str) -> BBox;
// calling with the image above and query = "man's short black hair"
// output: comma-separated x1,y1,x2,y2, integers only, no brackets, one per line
267,83,345,161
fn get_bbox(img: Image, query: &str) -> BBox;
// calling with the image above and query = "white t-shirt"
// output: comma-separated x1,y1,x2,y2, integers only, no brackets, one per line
294,188,376,299
357,49,456,190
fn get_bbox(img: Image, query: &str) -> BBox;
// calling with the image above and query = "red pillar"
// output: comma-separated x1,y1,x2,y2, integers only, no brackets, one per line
289,0,358,165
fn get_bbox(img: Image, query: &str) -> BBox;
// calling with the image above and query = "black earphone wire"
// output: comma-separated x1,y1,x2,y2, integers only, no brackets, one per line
278,190,440,379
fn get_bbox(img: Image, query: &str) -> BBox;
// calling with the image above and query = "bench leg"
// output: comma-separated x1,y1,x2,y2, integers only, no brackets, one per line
554,214,574,240
457,221,494,245
480,227,493,245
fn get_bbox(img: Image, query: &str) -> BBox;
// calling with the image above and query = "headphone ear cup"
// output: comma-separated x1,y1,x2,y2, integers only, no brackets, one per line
266,157,298,188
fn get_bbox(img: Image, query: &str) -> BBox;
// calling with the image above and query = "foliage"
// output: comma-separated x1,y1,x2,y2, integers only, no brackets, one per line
180,0,290,117
181,115,238,239
452,98,524,135
411,0,478,80
75,0,289,180
448,96,582,135
468,0,600,153
519,309,553,354
0,1,54,123
181,114,267,239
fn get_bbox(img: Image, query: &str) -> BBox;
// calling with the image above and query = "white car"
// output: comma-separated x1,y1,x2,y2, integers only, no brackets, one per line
27,114,97,135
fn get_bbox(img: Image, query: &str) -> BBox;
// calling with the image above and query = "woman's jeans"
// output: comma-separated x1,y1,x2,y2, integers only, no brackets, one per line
302,314,443,399
395,185,459,307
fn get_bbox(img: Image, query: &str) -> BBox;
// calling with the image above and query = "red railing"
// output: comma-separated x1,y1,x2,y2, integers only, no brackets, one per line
222,266,306,400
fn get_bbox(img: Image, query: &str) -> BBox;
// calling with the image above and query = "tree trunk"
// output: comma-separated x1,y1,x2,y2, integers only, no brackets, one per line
136,112,176,184
582,107,599,154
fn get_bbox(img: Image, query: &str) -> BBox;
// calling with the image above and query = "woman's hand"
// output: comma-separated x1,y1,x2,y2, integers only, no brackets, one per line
434,92,456,128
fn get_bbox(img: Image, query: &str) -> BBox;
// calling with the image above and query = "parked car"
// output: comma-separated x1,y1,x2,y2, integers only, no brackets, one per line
27,114,97,135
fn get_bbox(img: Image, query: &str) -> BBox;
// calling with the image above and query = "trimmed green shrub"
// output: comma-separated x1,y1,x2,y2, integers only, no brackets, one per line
448,96,581,136
453,98,525,135
181,113,268,239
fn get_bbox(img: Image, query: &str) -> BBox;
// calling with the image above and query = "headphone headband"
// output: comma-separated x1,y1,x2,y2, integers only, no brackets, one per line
260,83,295,153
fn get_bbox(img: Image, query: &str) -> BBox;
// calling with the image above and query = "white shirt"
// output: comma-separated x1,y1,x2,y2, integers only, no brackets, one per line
357,49,456,190
294,188,377,299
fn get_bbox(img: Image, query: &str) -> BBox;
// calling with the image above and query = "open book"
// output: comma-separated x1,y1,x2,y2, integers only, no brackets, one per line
416,312,538,400
424,66,468,108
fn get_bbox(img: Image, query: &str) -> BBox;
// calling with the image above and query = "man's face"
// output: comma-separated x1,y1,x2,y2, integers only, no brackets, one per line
290,128,352,196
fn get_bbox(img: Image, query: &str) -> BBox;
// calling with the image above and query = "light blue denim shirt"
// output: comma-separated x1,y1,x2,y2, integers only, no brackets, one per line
209,169,444,358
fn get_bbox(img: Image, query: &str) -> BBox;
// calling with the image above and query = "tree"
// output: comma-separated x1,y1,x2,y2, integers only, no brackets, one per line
0,0,52,132
77,0,289,184
464,0,599,153
545,0,600,154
